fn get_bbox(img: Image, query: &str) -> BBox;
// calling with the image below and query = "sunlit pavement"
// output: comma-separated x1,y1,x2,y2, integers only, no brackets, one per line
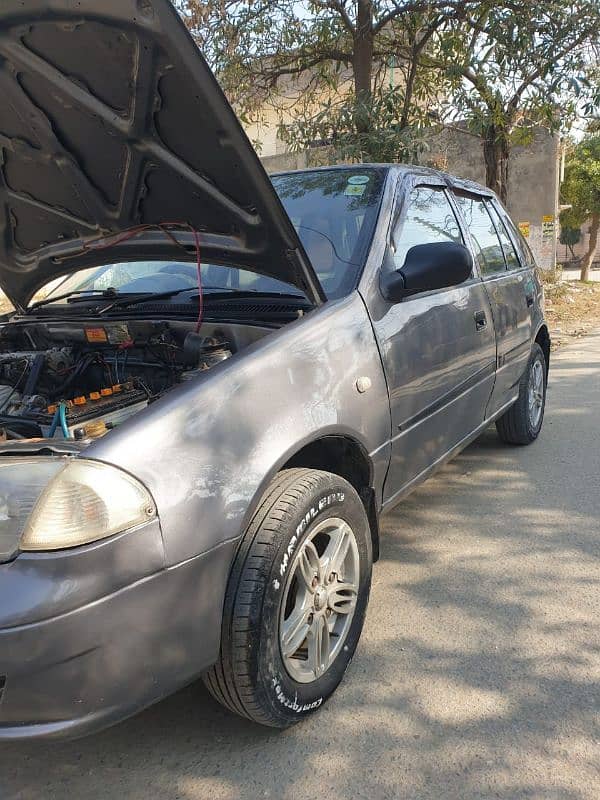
2,333,599,800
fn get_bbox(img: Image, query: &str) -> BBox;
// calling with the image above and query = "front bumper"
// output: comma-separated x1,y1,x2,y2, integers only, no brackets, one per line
0,532,236,741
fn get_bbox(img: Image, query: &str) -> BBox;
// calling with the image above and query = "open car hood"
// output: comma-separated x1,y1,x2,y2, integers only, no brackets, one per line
0,1,324,309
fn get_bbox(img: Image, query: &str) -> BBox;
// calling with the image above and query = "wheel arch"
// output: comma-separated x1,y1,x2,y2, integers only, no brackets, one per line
534,323,551,382
282,435,380,562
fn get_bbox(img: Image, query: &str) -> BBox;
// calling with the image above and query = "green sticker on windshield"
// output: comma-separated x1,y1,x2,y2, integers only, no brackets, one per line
347,175,370,185
344,184,366,196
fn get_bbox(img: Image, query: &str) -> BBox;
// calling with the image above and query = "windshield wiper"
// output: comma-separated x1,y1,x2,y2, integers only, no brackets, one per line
97,287,198,314
27,288,117,312
99,288,307,314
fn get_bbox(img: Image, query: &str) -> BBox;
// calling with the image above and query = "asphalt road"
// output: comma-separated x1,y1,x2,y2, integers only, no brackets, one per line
2,333,600,800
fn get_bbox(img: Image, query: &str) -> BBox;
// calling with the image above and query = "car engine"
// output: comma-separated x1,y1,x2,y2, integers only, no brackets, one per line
0,318,234,441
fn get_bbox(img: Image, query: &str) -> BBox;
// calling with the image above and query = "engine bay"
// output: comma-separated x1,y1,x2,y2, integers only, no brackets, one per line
0,318,267,442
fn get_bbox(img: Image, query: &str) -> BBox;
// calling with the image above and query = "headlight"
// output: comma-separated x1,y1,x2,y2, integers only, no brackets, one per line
0,458,64,561
0,457,156,556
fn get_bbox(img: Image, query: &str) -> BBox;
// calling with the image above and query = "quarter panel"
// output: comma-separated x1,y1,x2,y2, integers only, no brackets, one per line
84,294,391,566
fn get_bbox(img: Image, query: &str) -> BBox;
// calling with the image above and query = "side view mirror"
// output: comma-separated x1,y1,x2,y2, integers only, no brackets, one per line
381,241,473,302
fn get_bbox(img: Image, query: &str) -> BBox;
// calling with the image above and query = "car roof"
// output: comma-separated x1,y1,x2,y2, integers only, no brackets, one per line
271,163,496,199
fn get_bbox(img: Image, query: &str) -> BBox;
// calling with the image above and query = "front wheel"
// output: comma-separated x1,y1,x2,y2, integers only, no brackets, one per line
203,468,372,728
496,342,547,445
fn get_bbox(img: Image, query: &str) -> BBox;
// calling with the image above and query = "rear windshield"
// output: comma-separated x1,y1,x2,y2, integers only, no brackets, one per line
272,168,387,299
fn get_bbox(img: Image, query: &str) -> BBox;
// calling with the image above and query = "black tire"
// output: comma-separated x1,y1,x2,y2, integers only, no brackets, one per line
203,468,372,728
496,343,547,445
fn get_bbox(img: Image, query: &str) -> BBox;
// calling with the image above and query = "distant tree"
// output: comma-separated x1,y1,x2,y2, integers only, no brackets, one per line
560,134,600,281
428,1,600,203
176,1,483,163
559,225,582,261
176,1,600,187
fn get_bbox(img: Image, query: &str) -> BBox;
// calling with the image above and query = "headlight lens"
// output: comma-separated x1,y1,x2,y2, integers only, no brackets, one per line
0,457,156,556
0,458,64,561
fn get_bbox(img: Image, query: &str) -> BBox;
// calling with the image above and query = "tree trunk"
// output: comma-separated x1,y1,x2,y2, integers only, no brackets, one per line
580,213,600,282
483,126,510,204
400,49,418,130
353,0,374,137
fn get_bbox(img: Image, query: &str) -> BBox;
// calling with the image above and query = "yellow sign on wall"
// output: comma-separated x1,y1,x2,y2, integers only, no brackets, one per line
542,215,555,241
518,222,530,238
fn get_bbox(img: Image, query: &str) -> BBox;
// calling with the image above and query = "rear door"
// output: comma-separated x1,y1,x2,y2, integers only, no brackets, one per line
452,191,533,418
369,177,496,505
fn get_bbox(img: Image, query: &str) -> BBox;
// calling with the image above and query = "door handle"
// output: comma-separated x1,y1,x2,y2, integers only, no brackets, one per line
526,294,534,307
474,310,487,331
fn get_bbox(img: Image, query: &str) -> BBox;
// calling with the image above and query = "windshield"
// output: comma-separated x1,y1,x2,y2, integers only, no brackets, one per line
273,168,386,298
41,168,386,305
44,260,299,301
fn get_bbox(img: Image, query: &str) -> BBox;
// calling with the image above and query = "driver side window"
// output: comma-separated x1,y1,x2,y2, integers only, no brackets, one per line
391,186,464,270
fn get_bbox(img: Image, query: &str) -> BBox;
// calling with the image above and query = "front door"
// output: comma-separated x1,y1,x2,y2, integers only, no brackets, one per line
367,179,497,507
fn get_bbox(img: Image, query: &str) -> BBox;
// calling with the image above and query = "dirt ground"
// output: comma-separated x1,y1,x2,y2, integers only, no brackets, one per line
543,278,600,349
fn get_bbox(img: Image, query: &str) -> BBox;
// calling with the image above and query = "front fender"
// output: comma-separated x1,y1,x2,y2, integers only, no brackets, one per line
85,292,391,566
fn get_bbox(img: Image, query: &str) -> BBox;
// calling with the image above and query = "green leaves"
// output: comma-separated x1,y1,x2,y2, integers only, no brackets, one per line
175,0,600,184
278,86,431,163
561,134,600,227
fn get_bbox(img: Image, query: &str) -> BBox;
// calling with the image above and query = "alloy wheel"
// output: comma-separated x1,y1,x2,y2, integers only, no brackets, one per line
279,517,360,683
528,357,545,429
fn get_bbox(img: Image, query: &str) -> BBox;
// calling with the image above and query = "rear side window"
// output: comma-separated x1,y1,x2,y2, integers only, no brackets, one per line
486,203,521,271
392,185,463,270
454,193,505,276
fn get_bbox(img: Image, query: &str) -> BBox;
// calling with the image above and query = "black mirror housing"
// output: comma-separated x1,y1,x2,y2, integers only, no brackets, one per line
382,241,473,302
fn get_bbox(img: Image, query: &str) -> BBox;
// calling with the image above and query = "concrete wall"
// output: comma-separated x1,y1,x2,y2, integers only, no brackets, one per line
261,126,560,270
423,127,560,269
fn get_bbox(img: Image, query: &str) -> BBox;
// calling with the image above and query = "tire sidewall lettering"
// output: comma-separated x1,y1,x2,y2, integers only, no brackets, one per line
274,491,345,590
271,675,323,713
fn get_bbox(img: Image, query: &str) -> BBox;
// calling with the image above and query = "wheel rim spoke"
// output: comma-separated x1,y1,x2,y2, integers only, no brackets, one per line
308,615,330,678
281,605,311,658
328,581,358,615
297,540,322,591
323,523,352,577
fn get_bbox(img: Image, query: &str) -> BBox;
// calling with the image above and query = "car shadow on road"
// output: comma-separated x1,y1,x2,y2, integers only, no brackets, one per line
1,339,599,800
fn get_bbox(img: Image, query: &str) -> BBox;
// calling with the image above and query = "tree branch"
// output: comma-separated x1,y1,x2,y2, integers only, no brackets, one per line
311,0,355,34
251,51,353,87
509,25,597,113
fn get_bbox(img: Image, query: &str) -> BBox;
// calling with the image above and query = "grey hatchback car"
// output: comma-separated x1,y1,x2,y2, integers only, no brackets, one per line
0,1,549,740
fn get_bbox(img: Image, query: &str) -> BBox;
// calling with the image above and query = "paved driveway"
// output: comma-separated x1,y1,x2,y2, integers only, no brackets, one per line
2,333,599,800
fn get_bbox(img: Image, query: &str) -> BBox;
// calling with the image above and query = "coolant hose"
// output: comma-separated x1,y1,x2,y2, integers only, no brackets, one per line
48,407,60,437
59,402,71,438
48,403,71,438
